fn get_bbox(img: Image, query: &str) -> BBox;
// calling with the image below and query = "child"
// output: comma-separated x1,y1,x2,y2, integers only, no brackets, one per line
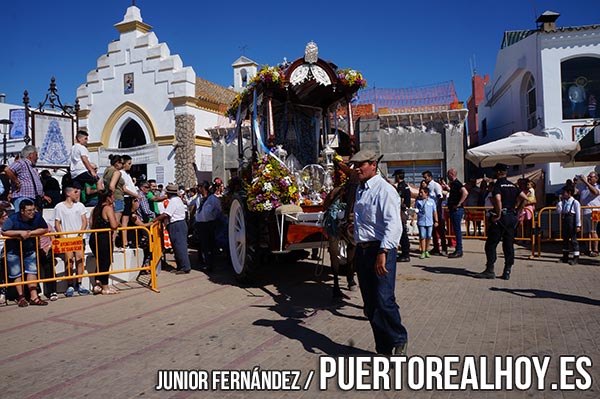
415,186,438,259
556,186,581,265
523,180,536,238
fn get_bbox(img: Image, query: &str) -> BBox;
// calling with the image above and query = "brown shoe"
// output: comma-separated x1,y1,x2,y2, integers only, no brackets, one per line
29,297,48,306
17,296,29,307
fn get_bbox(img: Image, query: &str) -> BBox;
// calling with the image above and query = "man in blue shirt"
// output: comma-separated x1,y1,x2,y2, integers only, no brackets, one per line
192,181,222,271
2,199,49,306
352,150,408,355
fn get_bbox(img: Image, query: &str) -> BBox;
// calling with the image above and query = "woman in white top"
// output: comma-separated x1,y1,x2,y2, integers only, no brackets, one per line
120,155,141,249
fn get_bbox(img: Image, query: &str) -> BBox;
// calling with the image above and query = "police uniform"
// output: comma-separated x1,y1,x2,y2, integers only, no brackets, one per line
395,171,412,261
477,163,524,280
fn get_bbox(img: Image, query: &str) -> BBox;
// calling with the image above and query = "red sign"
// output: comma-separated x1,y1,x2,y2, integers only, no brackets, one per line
52,237,84,254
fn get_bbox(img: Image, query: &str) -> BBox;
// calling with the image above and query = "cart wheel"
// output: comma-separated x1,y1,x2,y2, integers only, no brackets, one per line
228,195,253,279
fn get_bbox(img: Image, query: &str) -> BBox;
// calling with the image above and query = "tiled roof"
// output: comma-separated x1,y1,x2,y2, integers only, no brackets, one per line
501,24,600,49
195,77,236,106
501,30,535,49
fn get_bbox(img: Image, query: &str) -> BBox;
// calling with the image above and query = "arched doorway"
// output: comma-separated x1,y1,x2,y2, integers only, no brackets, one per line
119,119,147,180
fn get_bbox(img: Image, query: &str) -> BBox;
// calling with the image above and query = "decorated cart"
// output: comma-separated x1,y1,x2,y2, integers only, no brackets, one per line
225,42,366,279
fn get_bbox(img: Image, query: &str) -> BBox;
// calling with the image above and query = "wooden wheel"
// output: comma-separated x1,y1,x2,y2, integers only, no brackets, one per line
228,195,252,278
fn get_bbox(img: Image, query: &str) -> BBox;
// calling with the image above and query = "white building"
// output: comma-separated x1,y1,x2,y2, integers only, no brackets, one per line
476,11,600,194
76,5,235,186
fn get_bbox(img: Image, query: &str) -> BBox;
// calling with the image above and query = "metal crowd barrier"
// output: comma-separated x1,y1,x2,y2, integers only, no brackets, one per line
535,205,600,257
444,206,536,258
0,222,163,297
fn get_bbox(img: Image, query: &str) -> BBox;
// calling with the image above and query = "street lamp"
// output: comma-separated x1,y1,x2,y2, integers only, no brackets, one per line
0,119,14,164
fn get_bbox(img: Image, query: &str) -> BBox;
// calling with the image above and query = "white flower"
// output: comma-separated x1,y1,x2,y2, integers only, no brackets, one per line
263,182,273,192
263,201,273,211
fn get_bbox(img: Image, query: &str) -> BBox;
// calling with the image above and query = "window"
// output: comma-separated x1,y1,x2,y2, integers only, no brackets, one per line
561,57,600,120
525,75,537,130
481,118,487,138
240,69,248,87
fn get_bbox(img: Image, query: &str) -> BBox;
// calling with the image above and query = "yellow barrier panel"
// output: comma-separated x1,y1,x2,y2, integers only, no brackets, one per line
443,206,535,258
0,222,162,297
536,205,600,258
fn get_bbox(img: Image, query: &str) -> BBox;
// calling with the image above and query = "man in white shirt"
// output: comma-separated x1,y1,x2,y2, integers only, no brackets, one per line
422,170,447,256
54,186,90,296
70,131,99,190
155,184,191,274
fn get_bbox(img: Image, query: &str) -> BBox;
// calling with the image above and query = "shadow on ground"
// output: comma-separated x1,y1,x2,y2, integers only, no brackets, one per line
190,249,370,356
490,287,600,306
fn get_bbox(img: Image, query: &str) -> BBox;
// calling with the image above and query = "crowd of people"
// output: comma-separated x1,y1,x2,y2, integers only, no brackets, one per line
0,131,227,307
395,168,600,265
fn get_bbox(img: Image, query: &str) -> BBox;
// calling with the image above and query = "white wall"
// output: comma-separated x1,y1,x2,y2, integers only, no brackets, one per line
478,25,600,193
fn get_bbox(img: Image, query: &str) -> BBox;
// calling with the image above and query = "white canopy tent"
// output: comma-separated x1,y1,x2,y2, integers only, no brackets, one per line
466,131,581,176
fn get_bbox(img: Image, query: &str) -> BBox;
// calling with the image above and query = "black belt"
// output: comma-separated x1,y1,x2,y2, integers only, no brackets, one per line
357,241,380,249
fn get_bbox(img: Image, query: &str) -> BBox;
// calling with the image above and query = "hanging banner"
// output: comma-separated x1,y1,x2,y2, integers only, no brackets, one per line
32,112,74,166
9,109,26,139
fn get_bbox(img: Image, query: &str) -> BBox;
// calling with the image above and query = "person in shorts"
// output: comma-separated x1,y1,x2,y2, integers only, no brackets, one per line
2,199,49,307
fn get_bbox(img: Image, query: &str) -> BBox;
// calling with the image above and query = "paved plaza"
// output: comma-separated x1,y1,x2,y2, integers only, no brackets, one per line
1,239,598,398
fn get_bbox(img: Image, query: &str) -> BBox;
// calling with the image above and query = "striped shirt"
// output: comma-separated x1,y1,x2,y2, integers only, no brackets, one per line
137,189,156,222
8,158,43,200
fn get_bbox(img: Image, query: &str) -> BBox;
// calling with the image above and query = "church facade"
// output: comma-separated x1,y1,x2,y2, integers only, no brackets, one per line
77,5,235,187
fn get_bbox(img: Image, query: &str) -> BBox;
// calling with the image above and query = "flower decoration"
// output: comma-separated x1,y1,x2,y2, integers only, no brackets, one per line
250,65,285,86
225,66,285,118
244,154,300,212
336,68,367,89
226,89,252,119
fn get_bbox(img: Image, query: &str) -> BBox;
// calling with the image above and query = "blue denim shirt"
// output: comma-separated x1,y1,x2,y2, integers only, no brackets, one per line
2,211,48,254
354,174,402,250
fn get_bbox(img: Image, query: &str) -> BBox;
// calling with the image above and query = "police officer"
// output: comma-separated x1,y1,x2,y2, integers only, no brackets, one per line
394,169,411,262
475,163,527,280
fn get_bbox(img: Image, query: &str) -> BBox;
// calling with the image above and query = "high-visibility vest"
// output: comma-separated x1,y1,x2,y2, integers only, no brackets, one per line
162,199,172,249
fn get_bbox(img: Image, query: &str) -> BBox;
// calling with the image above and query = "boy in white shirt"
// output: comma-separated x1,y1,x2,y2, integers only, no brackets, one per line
54,186,90,296
70,131,99,190
556,186,581,265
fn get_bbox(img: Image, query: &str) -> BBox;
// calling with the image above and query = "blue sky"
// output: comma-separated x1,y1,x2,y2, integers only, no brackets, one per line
0,1,596,107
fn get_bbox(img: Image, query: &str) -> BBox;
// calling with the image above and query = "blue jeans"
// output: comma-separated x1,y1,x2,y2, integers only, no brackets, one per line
7,250,38,279
355,245,408,354
167,220,191,271
449,208,464,253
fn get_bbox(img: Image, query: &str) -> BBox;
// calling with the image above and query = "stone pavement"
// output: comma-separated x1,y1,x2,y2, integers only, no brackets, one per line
0,239,598,398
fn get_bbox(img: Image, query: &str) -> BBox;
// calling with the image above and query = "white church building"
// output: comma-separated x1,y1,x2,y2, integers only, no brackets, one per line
76,5,240,187
476,11,600,194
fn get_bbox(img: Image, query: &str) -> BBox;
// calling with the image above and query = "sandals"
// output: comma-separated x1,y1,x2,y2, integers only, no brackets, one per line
589,251,599,257
92,285,103,295
17,296,29,307
29,296,48,306
101,288,119,295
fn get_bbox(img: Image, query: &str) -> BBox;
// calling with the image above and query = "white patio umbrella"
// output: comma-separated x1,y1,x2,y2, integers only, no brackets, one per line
466,131,581,174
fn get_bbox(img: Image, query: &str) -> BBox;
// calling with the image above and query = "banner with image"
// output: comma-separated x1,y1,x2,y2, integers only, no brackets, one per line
32,112,74,166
